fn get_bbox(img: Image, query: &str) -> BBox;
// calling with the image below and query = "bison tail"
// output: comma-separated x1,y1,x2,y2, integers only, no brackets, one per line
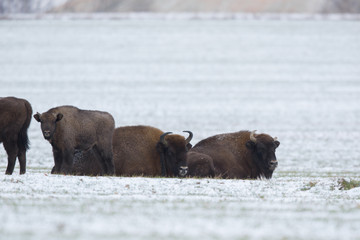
18,100,33,151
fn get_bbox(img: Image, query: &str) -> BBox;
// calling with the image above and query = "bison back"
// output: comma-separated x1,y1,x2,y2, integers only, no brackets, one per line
190,131,253,179
113,126,163,176
49,106,115,149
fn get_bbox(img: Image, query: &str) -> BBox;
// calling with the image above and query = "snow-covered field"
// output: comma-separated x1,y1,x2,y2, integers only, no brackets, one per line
0,17,360,239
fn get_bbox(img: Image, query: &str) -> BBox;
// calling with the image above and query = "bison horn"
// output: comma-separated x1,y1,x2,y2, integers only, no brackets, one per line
160,132,172,146
274,137,278,141
183,131,193,145
250,130,257,142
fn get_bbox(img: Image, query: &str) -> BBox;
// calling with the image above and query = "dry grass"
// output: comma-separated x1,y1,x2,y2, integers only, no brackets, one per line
338,178,360,190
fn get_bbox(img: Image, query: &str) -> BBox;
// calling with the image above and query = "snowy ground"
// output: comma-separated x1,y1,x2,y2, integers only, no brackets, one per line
0,17,360,239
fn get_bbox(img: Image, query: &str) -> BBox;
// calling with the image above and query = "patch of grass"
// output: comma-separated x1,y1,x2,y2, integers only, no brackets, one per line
338,178,360,190
258,194,265,199
301,181,317,191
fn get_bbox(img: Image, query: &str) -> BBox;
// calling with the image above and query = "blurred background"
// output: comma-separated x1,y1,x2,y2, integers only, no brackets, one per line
1,0,360,14
1,0,360,173
1,1,360,240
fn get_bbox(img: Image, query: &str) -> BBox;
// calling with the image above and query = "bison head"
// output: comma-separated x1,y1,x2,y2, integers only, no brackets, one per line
246,130,280,179
156,131,193,177
33,112,63,141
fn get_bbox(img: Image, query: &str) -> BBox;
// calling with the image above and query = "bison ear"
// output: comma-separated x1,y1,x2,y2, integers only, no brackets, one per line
33,113,41,122
246,141,256,150
56,113,63,122
274,141,280,148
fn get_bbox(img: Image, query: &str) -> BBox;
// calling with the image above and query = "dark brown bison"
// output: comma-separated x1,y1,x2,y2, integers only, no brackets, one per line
71,148,103,176
186,151,215,178
33,105,115,175
113,125,193,177
0,97,32,175
187,130,280,179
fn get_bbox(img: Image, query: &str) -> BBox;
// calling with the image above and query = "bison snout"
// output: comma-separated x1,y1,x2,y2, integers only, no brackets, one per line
179,166,188,177
43,130,51,139
269,159,278,170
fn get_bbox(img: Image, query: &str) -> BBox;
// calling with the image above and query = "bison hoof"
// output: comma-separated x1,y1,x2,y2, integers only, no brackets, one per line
51,167,61,174
106,168,115,176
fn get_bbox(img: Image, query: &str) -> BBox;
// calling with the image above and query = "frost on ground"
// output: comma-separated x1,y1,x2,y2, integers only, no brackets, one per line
1,170,360,240
0,18,360,239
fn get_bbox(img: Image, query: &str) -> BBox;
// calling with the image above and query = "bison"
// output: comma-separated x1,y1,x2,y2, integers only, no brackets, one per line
187,130,280,179
0,97,32,175
186,151,215,178
33,105,115,175
113,125,193,177
71,148,104,176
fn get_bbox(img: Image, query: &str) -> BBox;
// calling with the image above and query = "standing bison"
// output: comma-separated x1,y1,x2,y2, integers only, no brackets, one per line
33,106,115,175
113,125,193,177
187,130,280,179
0,97,32,175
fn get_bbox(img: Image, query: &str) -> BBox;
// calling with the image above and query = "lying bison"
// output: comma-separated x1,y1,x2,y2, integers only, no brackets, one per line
34,105,115,175
71,148,104,176
186,151,215,178
187,130,280,179
113,125,193,177
0,97,32,175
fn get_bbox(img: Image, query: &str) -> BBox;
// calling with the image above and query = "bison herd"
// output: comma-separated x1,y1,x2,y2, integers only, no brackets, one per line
1,96,280,179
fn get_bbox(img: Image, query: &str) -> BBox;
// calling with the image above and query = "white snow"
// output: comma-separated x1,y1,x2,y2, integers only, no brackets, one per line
0,0,68,14
0,17,360,239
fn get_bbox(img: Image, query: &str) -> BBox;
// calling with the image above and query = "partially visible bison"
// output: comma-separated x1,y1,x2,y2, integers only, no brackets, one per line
0,97,32,175
186,151,215,178
33,105,115,175
187,130,280,179
113,125,193,177
71,148,104,176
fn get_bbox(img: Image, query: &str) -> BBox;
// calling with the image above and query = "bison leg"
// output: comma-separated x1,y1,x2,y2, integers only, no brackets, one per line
4,140,18,175
60,148,74,175
52,148,63,174
104,153,115,175
94,145,114,175
17,149,26,174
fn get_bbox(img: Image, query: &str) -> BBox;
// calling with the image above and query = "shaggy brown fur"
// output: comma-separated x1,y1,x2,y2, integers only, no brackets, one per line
187,151,215,178
34,105,115,175
189,131,280,179
113,125,192,177
0,97,32,175
71,148,104,176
